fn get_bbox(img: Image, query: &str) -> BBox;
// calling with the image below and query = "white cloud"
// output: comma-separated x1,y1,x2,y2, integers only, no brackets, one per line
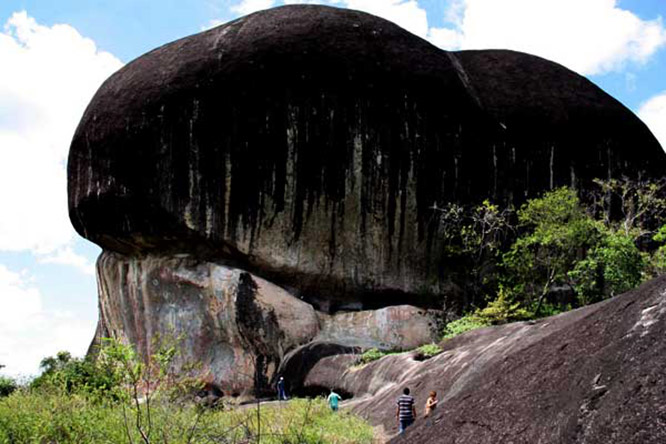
0,11,122,270
218,1,666,75
0,265,95,377
231,0,277,15
429,0,666,75
428,26,464,50
638,91,666,152
39,246,96,275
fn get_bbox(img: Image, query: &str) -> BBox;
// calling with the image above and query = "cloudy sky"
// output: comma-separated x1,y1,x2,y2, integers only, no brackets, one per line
0,0,665,377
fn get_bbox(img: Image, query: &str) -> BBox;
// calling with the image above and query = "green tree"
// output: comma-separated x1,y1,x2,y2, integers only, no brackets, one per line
0,376,17,398
502,187,601,315
435,199,514,307
590,178,666,240
569,231,646,305
646,224,666,277
30,350,120,397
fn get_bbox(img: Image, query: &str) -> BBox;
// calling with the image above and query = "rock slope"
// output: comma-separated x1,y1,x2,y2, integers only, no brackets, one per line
299,276,666,443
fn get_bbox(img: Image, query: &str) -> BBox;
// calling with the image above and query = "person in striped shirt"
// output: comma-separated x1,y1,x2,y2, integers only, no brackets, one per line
396,387,417,433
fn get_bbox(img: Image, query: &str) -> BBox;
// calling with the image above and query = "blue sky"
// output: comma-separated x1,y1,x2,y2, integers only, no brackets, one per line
0,0,665,377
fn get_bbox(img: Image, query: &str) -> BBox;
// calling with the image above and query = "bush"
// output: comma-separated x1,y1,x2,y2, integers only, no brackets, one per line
30,351,120,398
570,231,646,305
442,288,536,342
0,376,17,398
474,286,532,324
442,315,489,339
356,348,393,365
413,344,442,360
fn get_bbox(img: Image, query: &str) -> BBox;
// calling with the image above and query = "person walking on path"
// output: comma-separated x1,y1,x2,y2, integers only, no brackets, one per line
327,389,342,411
396,387,416,433
276,376,288,401
424,390,438,418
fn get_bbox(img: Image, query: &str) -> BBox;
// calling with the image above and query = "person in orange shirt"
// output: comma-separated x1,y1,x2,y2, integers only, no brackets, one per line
424,391,438,418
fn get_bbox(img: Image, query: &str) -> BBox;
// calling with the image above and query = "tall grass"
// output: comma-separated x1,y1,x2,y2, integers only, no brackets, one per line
0,389,374,444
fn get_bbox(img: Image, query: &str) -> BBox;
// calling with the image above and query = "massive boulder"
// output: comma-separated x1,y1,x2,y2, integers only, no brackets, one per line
68,5,666,395
68,5,665,309
298,277,666,443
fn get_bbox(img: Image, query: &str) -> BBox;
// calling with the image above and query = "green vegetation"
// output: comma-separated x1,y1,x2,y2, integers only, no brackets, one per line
439,179,666,339
0,392,373,444
442,315,488,339
355,348,401,365
1,339,374,444
30,350,122,397
0,376,17,398
413,344,443,360
441,287,530,339
501,187,601,315
354,344,443,366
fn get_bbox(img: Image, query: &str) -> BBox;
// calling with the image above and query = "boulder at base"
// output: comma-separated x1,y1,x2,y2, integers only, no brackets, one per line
95,252,319,396
94,252,438,395
317,306,441,350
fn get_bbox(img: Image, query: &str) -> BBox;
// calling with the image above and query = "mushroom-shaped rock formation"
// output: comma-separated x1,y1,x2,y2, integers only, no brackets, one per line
69,5,665,308
69,5,665,394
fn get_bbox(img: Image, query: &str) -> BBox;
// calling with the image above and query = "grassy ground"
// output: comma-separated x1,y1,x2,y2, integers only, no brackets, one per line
0,390,375,443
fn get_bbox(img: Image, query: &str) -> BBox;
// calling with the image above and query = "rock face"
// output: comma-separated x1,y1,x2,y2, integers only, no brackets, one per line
299,277,666,443
69,5,666,396
96,252,319,395
68,5,665,309
95,253,439,395
318,306,441,350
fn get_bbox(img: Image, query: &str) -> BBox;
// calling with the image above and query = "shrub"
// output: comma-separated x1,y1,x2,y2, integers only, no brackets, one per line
356,348,392,365
30,351,121,398
570,231,646,305
474,286,532,324
442,315,489,339
413,344,442,360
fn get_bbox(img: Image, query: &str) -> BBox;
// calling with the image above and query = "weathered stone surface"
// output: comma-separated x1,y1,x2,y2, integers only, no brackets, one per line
316,305,441,350
68,5,666,308
94,252,440,394
95,251,319,396
299,277,666,443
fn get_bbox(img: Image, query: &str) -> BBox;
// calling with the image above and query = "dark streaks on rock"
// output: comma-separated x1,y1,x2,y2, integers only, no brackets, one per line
68,5,665,306
236,272,284,396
